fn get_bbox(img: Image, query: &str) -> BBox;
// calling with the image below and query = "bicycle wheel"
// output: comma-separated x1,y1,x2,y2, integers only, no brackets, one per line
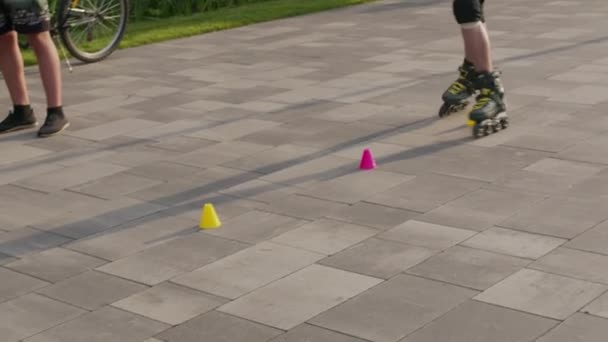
57,0,129,63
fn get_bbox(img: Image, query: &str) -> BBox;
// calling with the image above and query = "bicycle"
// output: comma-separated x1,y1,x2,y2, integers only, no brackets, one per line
20,0,129,69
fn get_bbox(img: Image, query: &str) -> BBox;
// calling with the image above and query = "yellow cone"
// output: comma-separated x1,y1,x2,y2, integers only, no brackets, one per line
200,203,221,229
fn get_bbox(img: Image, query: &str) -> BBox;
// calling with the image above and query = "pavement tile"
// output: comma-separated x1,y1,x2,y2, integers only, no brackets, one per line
23,306,169,342
173,241,323,299
36,270,147,310
407,246,529,290
0,293,85,342
270,324,368,342
157,311,282,342
378,220,476,251
536,313,608,342
97,232,248,285
0,267,50,302
499,196,608,239
112,282,226,325
319,237,436,279
475,268,607,320
218,264,383,330
4,248,106,283
530,247,608,284
461,226,566,260
309,274,477,342
270,218,378,255
401,300,558,342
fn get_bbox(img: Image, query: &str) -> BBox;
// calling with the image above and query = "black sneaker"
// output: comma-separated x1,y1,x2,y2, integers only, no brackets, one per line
0,108,38,134
38,112,70,137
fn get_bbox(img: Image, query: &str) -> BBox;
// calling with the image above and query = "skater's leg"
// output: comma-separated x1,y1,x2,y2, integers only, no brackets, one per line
461,23,493,72
453,0,492,72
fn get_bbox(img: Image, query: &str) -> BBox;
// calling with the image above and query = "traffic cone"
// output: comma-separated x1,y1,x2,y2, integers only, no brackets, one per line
200,203,221,229
359,148,376,170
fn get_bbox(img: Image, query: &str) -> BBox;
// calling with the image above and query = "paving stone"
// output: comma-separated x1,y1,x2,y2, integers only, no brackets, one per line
566,220,608,255
112,282,226,325
309,274,477,342
171,141,271,168
270,218,378,255
173,241,323,299
15,161,127,193
499,196,608,239
270,324,367,342
157,310,283,342
417,188,546,231
319,237,436,279
461,226,566,260
0,293,85,342
366,173,484,213
565,169,608,200
219,179,298,204
69,172,162,199
68,118,161,141
222,144,319,174
4,248,106,283
32,197,167,240
260,155,355,187
23,306,169,342
400,300,558,342
97,232,248,285
326,201,420,230
475,268,607,320
407,246,529,290
0,252,16,265
582,291,608,318
0,145,50,166
188,119,281,141
263,193,350,220
378,220,476,251
37,270,147,310
206,209,307,244
0,227,73,257
530,247,608,284
0,267,50,302
557,135,608,164
218,264,383,330
536,313,608,342
66,214,196,261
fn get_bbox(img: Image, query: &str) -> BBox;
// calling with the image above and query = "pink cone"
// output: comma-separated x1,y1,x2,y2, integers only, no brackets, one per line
359,148,376,170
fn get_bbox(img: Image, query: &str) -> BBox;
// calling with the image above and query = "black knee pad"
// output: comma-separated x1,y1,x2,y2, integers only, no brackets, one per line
453,0,485,25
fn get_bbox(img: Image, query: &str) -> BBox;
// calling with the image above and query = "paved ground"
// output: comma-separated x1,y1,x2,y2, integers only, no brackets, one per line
2,0,608,340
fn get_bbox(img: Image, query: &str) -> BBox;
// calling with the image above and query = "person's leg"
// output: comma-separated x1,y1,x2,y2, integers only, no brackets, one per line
459,0,493,72
28,33,62,109
0,7,38,134
0,31,30,106
453,0,506,134
17,0,69,137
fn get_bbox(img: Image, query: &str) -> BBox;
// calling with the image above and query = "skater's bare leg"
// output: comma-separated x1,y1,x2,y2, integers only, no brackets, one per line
461,22,493,72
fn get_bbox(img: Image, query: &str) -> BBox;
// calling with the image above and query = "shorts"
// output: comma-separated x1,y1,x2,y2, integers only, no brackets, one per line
453,0,485,24
0,0,51,35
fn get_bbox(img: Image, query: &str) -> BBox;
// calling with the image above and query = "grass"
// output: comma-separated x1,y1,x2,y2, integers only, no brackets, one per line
22,0,377,66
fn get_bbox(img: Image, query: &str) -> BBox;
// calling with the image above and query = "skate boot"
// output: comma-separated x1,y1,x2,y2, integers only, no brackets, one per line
467,70,508,138
438,59,477,118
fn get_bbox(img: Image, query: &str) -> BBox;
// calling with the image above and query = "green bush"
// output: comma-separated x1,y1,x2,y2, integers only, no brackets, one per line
132,0,271,20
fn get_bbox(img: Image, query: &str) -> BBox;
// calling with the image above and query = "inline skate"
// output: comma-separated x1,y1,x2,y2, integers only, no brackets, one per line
467,70,508,138
438,59,478,118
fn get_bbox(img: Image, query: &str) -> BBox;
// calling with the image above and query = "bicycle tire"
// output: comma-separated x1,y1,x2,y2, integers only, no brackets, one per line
57,0,129,63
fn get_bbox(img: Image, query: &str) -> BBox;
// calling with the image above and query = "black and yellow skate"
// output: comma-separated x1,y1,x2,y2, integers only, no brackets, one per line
467,71,508,138
439,59,477,118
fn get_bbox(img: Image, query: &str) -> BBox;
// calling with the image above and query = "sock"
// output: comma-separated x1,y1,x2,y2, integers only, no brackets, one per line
13,104,32,116
47,106,64,117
